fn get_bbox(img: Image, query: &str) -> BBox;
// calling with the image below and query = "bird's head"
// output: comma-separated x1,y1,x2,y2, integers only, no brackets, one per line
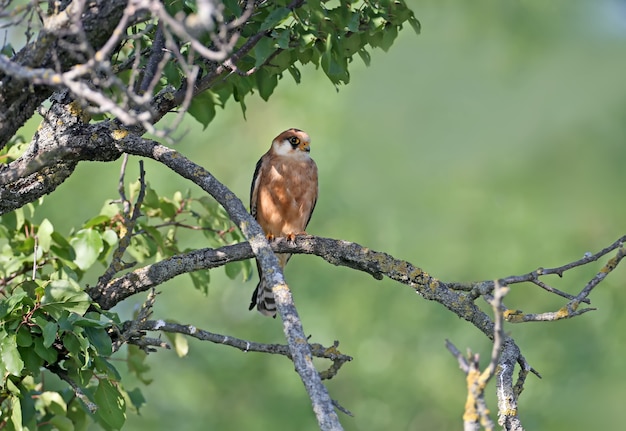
271,128,311,158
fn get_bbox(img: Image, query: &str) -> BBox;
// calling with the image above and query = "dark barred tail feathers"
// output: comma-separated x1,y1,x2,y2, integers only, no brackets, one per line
249,277,277,317
249,253,292,318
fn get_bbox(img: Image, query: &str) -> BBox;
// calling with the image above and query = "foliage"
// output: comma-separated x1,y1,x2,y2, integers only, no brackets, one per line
131,0,418,129
0,186,249,428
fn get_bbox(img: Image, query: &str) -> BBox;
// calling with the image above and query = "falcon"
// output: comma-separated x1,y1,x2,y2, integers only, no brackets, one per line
249,128,319,317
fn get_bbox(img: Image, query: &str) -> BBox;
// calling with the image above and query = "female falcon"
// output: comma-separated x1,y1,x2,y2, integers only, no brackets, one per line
249,128,318,317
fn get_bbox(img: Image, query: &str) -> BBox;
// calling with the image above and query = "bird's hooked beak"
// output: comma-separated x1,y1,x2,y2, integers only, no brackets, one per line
300,142,311,153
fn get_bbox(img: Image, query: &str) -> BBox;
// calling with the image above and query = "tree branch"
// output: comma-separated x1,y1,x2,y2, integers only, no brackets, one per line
134,320,352,380
89,223,622,429
0,0,127,149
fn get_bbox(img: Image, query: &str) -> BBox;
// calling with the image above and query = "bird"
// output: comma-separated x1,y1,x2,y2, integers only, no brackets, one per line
249,128,318,317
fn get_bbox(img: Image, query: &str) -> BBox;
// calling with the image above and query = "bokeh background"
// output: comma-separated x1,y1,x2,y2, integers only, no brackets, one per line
11,0,626,429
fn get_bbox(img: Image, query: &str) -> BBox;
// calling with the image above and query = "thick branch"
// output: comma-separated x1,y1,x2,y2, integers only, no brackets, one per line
0,0,127,149
0,91,124,215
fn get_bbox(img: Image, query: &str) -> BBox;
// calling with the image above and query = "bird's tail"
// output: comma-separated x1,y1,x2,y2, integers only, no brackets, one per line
249,253,291,318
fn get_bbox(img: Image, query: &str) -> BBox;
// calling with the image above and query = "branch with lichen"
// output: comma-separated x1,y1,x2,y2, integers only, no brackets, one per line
447,281,508,431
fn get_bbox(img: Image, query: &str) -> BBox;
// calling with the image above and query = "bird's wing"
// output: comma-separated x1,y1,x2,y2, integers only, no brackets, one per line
303,160,318,229
250,156,264,219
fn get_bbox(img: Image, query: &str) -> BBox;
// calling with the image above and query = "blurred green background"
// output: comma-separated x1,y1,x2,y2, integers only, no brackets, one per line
16,0,626,429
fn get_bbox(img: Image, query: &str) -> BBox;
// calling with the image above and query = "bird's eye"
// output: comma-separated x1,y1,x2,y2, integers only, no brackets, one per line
289,136,300,147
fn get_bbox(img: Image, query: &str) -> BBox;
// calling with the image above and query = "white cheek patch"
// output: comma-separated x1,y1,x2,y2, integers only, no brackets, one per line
272,140,311,160
273,141,293,156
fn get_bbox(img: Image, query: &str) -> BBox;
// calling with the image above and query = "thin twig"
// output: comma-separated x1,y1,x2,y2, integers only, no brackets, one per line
96,160,146,287
47,365,98,414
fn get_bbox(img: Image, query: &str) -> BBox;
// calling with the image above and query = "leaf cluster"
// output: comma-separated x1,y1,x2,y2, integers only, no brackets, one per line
188,0,419,126
104,0,419,128
0,182,249,429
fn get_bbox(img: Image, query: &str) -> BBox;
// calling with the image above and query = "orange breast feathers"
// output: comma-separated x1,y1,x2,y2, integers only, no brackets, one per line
253,155,318,238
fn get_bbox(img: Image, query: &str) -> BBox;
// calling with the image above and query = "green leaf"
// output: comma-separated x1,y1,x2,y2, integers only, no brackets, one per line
1,42,14,57
102,229,119,247
15,235,35,254
33,336,58,364
164,331,188,358
260,7,291,31
274,29,291,49
143,185,159,209
84,327,112,356
83,215,111,228
17,379,37,428
224,261,241,280
0,291,27,319
99,200,121,218
126,388,146,413
42,321,58,348
255,68,278,101
347,11,361,32
37,219,54,252
163,61,182,88
211,83,233,107
158,199,178,220
321,39,350,85
69,315,108,328
95,379,126,430
188,91,217,130
9,396,22,431
67,398,89,431
1,207,25,233
254,36,275,68
70,228,104,271
358,48,371,66
288,64,301,83
127,234,156,263
268,49,292,75
0,333,24,376
40,391,67,415
16,326,33,347
127,345,152,385
189,270,210,295
62,332,83,355
241,259,253,282
18,346,43,374
340,33,362,56
408,14,421,34
41,279,91,318
222,0,242,16
51,231,71,249
379,24,398,52
49,415,74,431
94,356,121,380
